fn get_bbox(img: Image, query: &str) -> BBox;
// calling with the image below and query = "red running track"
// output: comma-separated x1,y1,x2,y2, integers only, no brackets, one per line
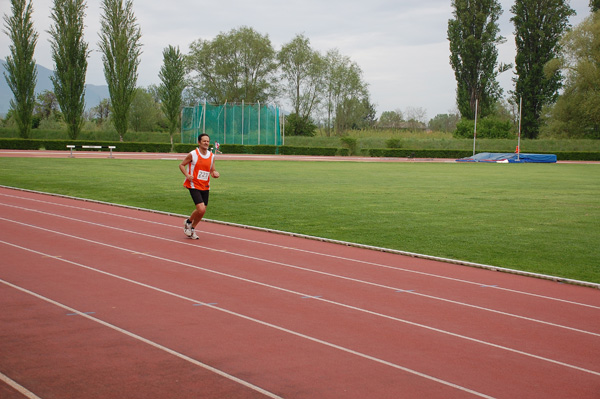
1,186,599,399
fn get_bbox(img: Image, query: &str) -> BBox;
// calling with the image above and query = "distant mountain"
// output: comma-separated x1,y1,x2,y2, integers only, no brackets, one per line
84,83,110,111
1,60,109,117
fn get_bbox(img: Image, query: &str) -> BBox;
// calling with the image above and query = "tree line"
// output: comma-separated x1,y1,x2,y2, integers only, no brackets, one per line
185,27,375,137
3,0,182,144
3,0,600,143
448,0,600,139
2,0,375,142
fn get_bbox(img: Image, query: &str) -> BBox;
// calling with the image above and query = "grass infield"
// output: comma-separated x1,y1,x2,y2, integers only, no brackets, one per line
1,157,598,284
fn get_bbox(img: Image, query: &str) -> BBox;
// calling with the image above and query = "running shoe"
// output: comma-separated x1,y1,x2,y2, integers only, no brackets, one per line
184,219,192,237
190,228,199,240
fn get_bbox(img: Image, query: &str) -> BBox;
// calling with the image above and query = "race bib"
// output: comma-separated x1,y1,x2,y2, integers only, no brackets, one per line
196,170,210,181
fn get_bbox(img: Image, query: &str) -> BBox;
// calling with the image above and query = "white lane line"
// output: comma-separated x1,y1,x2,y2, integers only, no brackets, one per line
1,204,598,339
0,250,496,399
2,231,599,378
0,372,42,399
0,279,284,399
1,189,598,306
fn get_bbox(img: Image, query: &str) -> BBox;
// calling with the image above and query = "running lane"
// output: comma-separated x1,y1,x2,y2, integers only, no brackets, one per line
1,187,599,399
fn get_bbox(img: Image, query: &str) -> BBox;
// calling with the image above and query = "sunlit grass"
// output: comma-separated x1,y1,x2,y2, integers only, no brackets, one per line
1,157,598,284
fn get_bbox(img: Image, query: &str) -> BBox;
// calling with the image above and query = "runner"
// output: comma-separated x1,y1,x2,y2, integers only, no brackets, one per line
179,133,220,239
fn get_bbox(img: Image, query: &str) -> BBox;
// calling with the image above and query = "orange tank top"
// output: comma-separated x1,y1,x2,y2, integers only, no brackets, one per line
183,148,214,190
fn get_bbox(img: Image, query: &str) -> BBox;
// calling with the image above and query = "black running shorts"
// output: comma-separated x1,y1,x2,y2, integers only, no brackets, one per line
188,189,209,206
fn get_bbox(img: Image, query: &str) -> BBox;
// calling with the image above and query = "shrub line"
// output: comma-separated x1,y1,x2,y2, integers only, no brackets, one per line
1,138,599,161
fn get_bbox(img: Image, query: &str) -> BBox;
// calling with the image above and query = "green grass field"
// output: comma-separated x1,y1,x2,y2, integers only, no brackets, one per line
1,157,598,284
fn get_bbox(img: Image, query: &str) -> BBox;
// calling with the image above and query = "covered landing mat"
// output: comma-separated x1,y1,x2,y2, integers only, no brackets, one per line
457,152,557,163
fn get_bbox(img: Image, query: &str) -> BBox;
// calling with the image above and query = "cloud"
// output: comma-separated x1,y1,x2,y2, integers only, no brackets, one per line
0,0,592,119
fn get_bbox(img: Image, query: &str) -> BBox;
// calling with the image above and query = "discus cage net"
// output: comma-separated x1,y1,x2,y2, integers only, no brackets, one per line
181,101,283,146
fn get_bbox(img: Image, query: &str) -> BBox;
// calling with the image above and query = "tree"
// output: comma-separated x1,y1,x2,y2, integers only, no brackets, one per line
32,90,60,129
404,106,428,130
324,49,370,135
48,0,89,140
33,90,60,120
511,0,575,139
591,0,600,13
378,110,403,128
336,96,376,131
448,0,507,120
186,26,278,104
158,45,186,149
429,113,460,132
545,12,600,138
2,0,38,138
90,98,110,125
278,34,326,121
284,112,317,136
98,0,142,141
128,87,161,132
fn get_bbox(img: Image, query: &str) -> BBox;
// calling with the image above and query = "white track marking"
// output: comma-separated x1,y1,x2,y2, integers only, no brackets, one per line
1,259,495,398
1,204,598,338
0,372,42,399
1,233,599,378
0,279,283,399
1,189,598,305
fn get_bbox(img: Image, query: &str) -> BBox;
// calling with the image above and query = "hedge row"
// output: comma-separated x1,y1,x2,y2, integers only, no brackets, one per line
369,148,473,159
368,148,600,161
0,138,176,152
0,139,352,157
1,138,598,161
217,144,349,156
553,151,600,161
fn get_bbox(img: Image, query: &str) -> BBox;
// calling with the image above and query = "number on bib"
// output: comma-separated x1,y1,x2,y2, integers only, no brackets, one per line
196,170,210,180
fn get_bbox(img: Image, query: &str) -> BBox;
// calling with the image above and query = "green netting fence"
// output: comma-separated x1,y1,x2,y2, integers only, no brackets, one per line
181,102,282,146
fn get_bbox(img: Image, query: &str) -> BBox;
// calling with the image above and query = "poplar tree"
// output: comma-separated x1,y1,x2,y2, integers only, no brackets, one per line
98,0,142,141
2,0,38,138
511,0,575,138
158,45,186,150
447,0,506,120
48,0,89,139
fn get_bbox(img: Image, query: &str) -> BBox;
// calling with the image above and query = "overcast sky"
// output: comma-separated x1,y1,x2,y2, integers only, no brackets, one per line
0,0,593,119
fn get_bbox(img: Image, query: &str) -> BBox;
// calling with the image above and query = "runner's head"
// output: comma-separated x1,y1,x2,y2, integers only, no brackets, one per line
198,134,210,149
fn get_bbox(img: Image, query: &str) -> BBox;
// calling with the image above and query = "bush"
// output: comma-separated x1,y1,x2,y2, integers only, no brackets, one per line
2,138,599,160
454,117,514,139
340,137,358,155
284,113,317,137
385,138,403,148
0,138,172,152
369,148,473,159
279,146,341,156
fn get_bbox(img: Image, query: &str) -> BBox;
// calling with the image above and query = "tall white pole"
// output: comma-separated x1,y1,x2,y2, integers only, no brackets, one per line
223,100,227,144
472,99,478,156
196,101,202,142
203,99,206,135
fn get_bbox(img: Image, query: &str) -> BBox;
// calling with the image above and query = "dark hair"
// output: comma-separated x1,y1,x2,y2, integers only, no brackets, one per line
198,133,210,142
